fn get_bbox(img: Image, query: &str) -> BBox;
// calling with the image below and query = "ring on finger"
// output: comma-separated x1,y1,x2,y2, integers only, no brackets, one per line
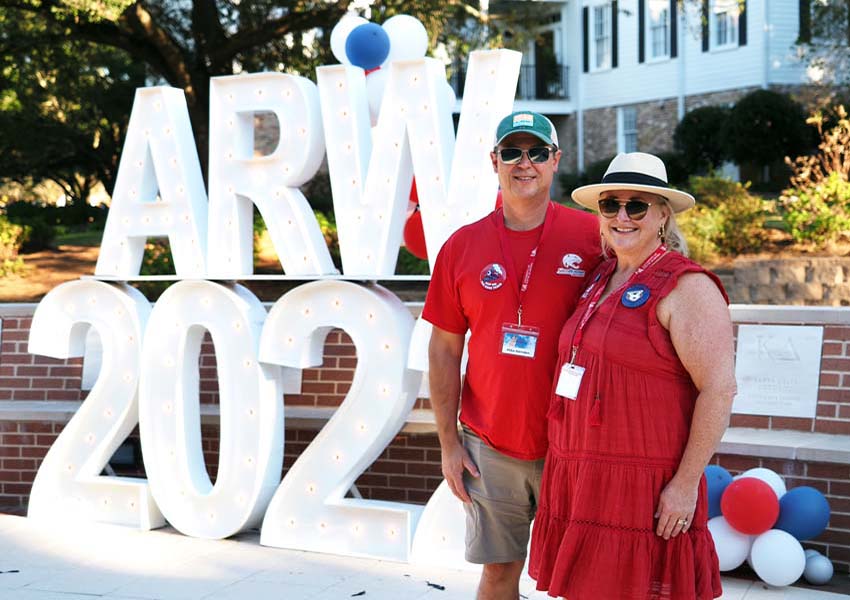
677,517,689,527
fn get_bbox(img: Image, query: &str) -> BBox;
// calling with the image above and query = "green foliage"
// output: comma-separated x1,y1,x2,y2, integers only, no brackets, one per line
396,247,430,275
3,201,107,251
780,104,850,245
0,214,27,276
677,205,723,264
673,106,731,173
5,202,58,252
678,175,768,261
722,90,813,167
781,172,850,244
313,210,341,269
796,1,850,85
0,8,146,207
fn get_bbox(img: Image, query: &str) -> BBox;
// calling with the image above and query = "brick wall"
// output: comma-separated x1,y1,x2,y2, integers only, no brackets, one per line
1,306,850,573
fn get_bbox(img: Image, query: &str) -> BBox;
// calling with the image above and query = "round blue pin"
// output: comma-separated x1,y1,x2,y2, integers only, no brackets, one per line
621,283,650,308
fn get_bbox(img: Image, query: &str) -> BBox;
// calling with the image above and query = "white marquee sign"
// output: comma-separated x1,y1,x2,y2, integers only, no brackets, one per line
28,49,522,565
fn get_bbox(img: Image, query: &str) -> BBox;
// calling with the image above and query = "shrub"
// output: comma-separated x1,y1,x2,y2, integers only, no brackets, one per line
673,106,731,174
722,90,813,168
780,105,850,245
0,215,27,276
4,201,58,252
677,205,723,263
678,175,769,260
781,172,850,244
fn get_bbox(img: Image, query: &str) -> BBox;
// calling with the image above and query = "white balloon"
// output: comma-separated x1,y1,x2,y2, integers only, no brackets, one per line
804,548,822,559
740,467,787,500
366,68,389,126
381,15,428,66
708,516,753,571
751,529,806,587
804,554,834,585
331,13,368,65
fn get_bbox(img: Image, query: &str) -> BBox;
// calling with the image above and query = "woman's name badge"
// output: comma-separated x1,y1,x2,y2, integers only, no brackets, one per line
500,324,540,359
555,363,585,400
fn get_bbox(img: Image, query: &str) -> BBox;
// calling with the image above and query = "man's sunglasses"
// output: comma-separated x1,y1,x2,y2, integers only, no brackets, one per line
597,198,656,220
497,146,554,164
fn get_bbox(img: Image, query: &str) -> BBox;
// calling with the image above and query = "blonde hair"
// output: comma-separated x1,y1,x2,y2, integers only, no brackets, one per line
599,197,689,257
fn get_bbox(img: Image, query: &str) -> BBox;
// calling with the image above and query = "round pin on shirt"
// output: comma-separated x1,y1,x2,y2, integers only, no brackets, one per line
621,283,651,308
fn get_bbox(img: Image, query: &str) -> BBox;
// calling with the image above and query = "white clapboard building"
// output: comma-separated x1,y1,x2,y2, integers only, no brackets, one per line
450,0,832,173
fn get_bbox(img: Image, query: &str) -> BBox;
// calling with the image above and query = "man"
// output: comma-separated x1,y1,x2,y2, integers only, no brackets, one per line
422,111,602,599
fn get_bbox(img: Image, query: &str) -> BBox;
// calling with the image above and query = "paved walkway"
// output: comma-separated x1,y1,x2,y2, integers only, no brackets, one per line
0,514,844,599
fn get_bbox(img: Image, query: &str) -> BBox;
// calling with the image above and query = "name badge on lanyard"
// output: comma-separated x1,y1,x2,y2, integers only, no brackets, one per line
555,362,585,399
500,324,540,359
494,203,554,362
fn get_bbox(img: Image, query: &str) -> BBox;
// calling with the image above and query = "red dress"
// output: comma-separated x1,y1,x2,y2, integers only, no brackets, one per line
529,252,725,600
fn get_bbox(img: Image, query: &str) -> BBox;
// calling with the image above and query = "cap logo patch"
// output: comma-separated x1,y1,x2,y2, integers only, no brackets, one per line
513,113,534,127
556,253,586,277
480,263,507,290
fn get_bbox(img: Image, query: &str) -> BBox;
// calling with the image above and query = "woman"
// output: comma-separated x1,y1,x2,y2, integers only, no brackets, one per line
529,152,736,600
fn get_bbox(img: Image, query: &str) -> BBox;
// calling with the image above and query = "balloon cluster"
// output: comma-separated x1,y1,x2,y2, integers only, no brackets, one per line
705,465,833,587
330,12,458,261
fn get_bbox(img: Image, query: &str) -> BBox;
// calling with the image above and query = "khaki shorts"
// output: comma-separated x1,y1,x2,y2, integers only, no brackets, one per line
461,427,544,564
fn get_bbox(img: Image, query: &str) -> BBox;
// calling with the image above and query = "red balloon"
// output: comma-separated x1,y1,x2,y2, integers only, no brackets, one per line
403,208,427,260
720,477,780,535
495,189,503,210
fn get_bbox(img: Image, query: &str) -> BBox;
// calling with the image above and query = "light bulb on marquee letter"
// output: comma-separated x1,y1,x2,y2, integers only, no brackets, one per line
27,280,165,531
207,73,335,277
139,281,284,539
95,87,208,277
318,50,520,277
258,281,422,561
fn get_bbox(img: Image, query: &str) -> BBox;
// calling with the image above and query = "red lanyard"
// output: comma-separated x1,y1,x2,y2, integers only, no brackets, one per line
569,244,667,361
496,202,553,326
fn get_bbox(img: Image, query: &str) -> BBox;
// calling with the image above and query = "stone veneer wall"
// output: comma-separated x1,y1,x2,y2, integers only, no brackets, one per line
730,258,850,306
580,105,618,165
552,114,577,174
635,98,679,155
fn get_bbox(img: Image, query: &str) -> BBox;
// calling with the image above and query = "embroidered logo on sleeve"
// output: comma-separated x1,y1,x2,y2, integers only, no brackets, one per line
480,263,507,290
556,253,586,277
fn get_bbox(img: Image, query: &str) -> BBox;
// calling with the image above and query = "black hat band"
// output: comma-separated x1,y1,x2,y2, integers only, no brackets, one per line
601,171,669,188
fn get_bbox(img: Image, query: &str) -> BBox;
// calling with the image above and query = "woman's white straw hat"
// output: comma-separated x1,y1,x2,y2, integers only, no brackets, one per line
571,152,695,214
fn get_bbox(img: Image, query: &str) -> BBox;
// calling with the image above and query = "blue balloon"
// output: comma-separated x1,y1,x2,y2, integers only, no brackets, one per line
775,486,831,540
705,465,733,519
345,23,390,70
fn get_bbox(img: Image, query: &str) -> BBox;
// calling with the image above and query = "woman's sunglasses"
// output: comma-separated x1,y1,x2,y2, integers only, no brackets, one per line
497,146,554,164
597,198,655,220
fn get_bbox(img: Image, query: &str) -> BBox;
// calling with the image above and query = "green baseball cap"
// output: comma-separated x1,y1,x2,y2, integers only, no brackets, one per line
494,111,558,147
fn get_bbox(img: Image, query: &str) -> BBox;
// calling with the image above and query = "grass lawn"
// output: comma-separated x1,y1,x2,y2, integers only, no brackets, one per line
56,228,104,247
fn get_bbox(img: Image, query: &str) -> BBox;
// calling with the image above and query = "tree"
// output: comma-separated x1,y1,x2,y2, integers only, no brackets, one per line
0,0,489,188
797,0,850,86
0,8,146,211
